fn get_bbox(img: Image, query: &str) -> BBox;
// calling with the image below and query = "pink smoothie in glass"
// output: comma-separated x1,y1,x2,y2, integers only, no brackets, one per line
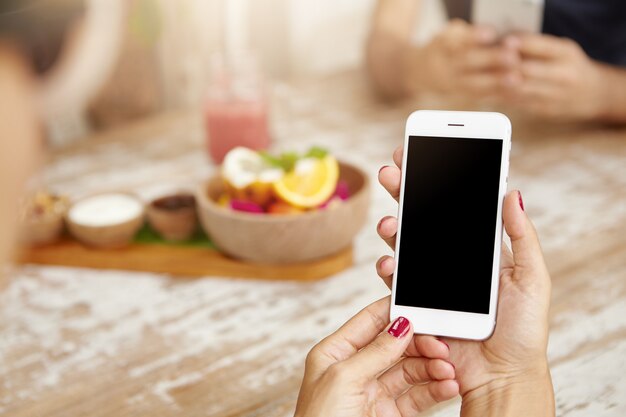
204,98,270,163
204,52,271,164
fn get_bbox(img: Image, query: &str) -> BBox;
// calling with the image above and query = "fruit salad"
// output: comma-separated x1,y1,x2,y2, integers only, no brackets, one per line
218,146,349,214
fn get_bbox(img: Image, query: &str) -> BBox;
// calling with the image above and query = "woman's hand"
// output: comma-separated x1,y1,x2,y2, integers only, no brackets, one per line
295,297,459,417
409,19,519,98
376,147,555,416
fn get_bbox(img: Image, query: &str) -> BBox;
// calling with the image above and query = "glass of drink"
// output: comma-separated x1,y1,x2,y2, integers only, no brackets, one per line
204,52,271,163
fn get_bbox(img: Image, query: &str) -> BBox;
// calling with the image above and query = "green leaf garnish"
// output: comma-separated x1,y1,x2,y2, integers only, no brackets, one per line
258,146,329,171
304,146,328,159
279,152,299,171
259,151,285,168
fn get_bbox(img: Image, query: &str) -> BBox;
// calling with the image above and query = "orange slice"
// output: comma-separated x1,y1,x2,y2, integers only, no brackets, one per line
273,156,339,208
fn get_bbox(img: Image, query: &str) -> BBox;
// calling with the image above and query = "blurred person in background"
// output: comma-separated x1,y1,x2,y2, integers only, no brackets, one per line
0,0,122,284
367,0,626,122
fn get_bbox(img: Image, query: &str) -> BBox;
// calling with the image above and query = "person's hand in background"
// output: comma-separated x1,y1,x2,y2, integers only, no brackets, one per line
376,147,555,417
501,34,610,121
407,19,520,99
295,297,458,417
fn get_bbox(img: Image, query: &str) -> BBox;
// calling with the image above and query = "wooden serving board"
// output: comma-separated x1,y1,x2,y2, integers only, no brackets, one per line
16,238,353,281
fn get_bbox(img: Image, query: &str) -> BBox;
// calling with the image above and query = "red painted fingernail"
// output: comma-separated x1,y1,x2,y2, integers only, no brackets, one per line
379,165,388,175
388,316,410,338
518,191,525,211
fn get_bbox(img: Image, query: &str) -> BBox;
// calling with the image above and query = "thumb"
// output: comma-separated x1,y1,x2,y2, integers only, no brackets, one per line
339,316,413,381
503,190,547,275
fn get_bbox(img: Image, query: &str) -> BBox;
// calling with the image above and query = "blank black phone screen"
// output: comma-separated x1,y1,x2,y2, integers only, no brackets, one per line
395,136,503,314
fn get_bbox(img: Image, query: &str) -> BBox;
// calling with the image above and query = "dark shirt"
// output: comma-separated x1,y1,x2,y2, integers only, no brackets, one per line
443,0,626,66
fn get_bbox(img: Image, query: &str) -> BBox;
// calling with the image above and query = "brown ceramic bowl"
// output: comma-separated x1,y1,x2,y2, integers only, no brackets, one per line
66,193,145,249
147,193,198,241
196,161,370,263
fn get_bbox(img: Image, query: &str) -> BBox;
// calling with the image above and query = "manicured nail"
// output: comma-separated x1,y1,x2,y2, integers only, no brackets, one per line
388,316,410,338
379,165,388,175
518,191,525,211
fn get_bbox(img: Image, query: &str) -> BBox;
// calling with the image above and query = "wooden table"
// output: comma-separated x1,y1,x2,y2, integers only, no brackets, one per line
1,72,625,417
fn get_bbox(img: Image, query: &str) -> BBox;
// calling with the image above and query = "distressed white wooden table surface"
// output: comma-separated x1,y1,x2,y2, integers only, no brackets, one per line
1,73,625,417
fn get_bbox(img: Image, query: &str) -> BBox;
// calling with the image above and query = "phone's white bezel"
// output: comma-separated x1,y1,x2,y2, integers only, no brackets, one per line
390,110,511,340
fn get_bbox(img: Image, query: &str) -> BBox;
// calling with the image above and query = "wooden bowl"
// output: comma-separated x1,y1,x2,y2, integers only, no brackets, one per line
196,161,370,263
66,193,145,249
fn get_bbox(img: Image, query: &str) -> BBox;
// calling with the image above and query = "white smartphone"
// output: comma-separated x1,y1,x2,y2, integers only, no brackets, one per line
472,0,544,36
390,110,511,340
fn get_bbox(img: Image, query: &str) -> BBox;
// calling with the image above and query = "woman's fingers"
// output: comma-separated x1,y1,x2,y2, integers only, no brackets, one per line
377,215,398,249
306,297,391,379
338,316,413,381
405,335,450,359
500,243,515,269
376,255,395,289
393,145,403,168
396,379,459,416
379,165,402,201
377,146,403,203
378,357,455,399
502,190,549,279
